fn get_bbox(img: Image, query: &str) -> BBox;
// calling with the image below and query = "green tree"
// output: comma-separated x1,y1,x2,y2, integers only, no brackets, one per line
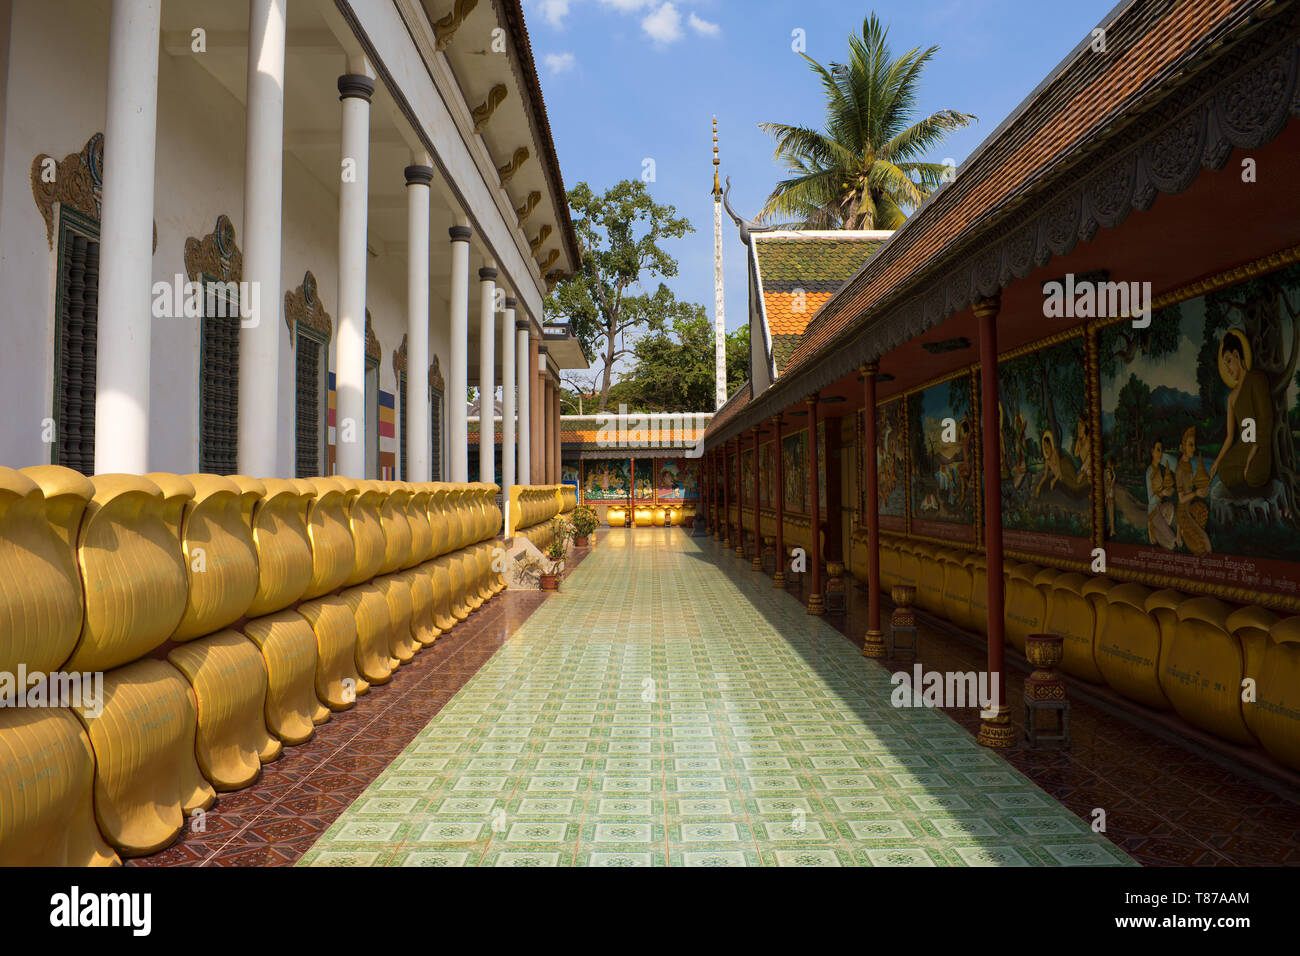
759,13,975,230
546,180,694,412
1114,373,1153,467
616,313,750,412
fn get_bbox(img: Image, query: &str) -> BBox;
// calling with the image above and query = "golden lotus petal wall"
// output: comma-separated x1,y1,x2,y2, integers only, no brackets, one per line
238,477,312,618
429,557,456,631
1255,617,1300,771
243,611,323,745
377,483,414,576
73,658,215,856
406,486,434,566
427,487,449,557
375,573,419,664
1043,572,1104,684
301,478,355,599
344,480,388,587
3,466,89,674
166,474,259,642
1226,605,1277,741
65,475,189,673
342,583,396,684
401,568,438,645
0,707,118,866
297,595,367,709
167,631,281,791
1161,597,1253,745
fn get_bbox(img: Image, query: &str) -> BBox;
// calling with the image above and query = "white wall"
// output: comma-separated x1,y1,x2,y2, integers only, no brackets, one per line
0,0,443,478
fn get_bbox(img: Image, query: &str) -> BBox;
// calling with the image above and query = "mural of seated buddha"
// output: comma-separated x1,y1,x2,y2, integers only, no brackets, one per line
1210,330,1274,497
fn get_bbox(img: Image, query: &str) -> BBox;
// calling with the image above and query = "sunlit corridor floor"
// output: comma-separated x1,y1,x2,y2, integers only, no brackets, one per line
299,529,1134,867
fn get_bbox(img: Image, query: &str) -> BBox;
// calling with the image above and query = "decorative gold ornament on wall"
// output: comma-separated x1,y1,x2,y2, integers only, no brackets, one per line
184,214,242,283
434,0,479,52
498,147,530,184
471,84,508,134
284,271,332,344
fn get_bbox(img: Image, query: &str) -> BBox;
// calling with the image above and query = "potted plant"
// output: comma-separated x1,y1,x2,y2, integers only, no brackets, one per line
570,504,599,548
540,516,571,590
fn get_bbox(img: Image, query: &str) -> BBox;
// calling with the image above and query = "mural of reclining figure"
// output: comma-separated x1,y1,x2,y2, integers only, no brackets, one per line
1210,330,1274,496
1033,429,1090,498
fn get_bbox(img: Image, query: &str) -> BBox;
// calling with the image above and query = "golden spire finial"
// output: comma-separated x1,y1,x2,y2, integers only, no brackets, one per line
711,116,722,200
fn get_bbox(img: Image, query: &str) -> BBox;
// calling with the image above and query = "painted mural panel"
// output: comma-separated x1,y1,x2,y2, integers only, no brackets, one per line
634,459,654,500
998,335,1092,560
583,459,631,499
877,397,907,533
740,448,754,504
908,372,977,543
656,458,699,500
561,462,580,487
760,441,775,508
782,430,807,513
1099,262,1300,597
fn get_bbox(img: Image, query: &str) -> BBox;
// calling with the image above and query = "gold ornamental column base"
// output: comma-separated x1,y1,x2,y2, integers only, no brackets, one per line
977,705,1016,748
773,571,787,588
861,629,886,659
750,555,763,572
807,594,825,616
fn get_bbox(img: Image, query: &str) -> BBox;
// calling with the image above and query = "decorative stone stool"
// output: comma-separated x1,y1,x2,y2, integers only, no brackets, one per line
824,561,846,614
1024,633,1069,748
889,584,917,660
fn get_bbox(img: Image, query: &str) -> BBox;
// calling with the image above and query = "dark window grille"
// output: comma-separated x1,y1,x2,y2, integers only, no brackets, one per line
199,282,239,474
398,370,408,480
53,213,100,474
430,390,443,480
295,330,324,478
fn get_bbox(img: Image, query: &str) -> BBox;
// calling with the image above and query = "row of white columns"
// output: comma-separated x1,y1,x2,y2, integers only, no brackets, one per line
90,0,539,490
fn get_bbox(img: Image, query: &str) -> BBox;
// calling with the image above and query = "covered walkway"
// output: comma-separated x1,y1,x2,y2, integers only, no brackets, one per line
300,529,1131,867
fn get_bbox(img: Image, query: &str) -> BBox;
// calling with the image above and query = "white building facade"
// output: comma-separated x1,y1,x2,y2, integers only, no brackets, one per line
0,0,581,483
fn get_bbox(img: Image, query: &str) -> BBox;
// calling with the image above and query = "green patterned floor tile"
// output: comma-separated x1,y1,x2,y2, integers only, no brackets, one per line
300,530,1135,868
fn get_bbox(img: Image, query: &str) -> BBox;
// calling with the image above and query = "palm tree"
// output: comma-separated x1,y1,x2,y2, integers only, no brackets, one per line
759,14,975,230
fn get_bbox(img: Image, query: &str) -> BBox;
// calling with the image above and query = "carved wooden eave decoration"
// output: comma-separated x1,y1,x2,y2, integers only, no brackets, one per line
284,270,333,343
471,84,508,134
529,225,552,255
31,131,156,252
537,249,560,273
184,214,242,283
364,309,382,364
31,133,102,247
393,333,408,378
516,190,541,224
497,147,530,185
433,0,478,52
429,355,446,392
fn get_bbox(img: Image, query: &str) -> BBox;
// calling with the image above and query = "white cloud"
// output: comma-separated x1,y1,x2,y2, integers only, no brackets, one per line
688,12,719,36
599,0,657,10
544,51,576,74
535,0,570,27
642,2,683,44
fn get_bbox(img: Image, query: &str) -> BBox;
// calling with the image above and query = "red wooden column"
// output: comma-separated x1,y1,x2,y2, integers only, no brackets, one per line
974,295,1012,748
733,438,746,557
861,362,886,658
721,441,731,547
751,425,763,571
805,395,824,615
772,415,787,587
702,451,711,533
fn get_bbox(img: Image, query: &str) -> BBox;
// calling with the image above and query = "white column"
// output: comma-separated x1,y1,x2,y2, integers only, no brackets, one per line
95,0,161,475
335,70,373,479
239,0,287,477
404,160,433,482
477,264,497,487
448,222,471,482
516,318,531,489
501,295,516,527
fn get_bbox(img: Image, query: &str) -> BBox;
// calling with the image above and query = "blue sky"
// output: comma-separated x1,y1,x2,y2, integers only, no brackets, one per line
524,0,1118,358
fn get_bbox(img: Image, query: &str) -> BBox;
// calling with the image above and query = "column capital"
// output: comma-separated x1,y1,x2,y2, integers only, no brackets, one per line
515,318,530,332
478,266,498,281
805,394,819,407
449,225,472,242
504,296,517,309
860,360,879,376
972,294,1001,319
404,164,434,187
337,74,376,102
770,414,783,427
